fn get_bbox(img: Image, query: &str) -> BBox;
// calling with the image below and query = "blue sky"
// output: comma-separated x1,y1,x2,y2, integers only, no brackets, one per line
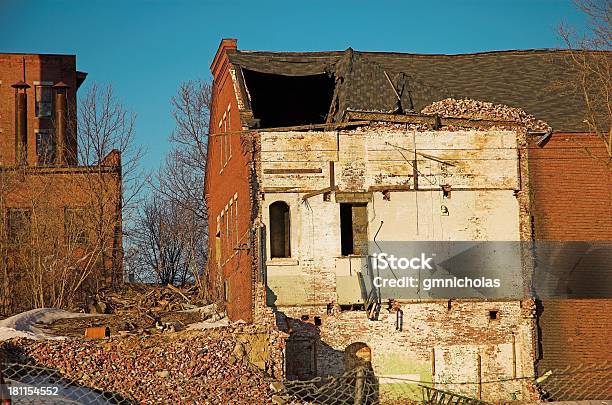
0,0,588,171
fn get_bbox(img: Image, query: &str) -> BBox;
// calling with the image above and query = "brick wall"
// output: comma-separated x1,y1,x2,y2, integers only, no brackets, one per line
276,300,537,402
0,53,79,166
0,53,122,315
0,163,122,314
528,133,611,241
528,133,612,375
206,39,255,322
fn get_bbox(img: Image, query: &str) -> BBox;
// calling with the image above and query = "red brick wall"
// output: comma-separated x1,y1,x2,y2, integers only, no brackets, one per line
528,133,612,376
0,53,78,166
528,133,611,241
537,299,612,366
0,164,122,314
206,39,254,322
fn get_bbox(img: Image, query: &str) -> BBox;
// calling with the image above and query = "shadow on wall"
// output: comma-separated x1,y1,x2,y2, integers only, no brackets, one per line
272,310,380,403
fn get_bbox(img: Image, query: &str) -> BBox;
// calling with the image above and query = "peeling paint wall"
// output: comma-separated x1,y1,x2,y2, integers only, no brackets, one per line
276,300,537,402
260,128,522,306
255,126,536,401
260,129,520,192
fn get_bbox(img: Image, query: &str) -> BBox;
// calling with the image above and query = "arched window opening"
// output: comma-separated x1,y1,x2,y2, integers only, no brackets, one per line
270,201,291,258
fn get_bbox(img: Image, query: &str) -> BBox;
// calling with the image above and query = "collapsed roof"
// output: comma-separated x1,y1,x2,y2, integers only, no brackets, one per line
228,47,605,132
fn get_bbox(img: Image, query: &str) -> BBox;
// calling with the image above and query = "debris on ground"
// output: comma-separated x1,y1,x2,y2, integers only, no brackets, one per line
1,326,279,404
421,98,551,131
34,284,223,338
83,283,207,315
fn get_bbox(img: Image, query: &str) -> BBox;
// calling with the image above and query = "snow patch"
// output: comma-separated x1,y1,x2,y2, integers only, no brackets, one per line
187,317,231,330
0,308,98,341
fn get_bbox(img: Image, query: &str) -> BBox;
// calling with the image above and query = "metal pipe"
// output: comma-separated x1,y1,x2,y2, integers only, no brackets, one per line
53,82,70,165
431,348,436,383
55,90,67,164
512,332,517,379
15,91,27,165
477,353,482,399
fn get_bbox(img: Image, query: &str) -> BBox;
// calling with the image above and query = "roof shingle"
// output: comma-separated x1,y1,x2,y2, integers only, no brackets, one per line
228,48,608,131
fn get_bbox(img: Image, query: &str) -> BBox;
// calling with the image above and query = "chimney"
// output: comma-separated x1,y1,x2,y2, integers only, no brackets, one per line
53,81,69,165
210,38,237,81
11,80,30,166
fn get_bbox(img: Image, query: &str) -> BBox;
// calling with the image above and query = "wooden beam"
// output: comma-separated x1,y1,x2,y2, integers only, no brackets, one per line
262,187,299,193
264,168,323,174
302,186,338,201
368,185,412,192
210,120,371,138
344,110,519,129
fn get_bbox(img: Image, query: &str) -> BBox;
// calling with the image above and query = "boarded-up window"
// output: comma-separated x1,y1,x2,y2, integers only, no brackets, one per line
7,208,32,244
340,203,368,256
215,232,222,266
224,279,230,302
270,201,290,258
216,216,221,267
64,207,88,244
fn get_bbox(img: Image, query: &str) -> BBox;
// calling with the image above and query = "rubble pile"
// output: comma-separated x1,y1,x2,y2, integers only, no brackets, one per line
421,98,551,131
39,284,220,338
85,283,207,314
1,327,275,404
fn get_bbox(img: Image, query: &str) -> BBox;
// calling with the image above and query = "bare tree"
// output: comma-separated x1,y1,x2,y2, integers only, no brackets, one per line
77,83,146,215
75,83,147,287
130,189,206,287
170,80,211,174
560,0,612,161
0,82,142,315
156,79,211,220
134,79,211,293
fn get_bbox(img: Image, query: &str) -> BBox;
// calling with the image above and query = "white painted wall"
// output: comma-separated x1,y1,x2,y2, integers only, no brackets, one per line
260,128,521,305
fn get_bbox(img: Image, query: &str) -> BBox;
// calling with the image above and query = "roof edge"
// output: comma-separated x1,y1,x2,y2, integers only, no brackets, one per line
233,47,611,58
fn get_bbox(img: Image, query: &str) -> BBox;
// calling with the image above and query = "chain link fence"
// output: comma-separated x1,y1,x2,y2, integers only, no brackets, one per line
0,362,134,404
536,361,612,401
271,362,612,404
2,360,611,404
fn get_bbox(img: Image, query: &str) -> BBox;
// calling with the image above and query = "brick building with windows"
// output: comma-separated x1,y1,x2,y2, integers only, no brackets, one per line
206,39,611,401
0,53,122,315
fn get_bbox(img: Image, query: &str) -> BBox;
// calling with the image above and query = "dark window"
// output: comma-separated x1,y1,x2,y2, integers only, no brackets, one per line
489,310,499,320
7,208,32,244
64,207,87,244
340,203,368,256
270,201,290,258
36,130,56,165
35,85,53,117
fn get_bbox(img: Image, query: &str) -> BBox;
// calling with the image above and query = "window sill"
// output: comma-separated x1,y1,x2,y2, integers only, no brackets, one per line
266,258,299,266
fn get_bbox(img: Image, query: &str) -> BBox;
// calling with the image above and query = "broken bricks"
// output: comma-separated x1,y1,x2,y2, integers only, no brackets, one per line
421,98,551,131
1,325,282,404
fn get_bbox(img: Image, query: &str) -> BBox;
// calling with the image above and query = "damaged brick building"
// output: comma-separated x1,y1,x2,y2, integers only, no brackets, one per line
0,53,122,315
206,39,611,401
